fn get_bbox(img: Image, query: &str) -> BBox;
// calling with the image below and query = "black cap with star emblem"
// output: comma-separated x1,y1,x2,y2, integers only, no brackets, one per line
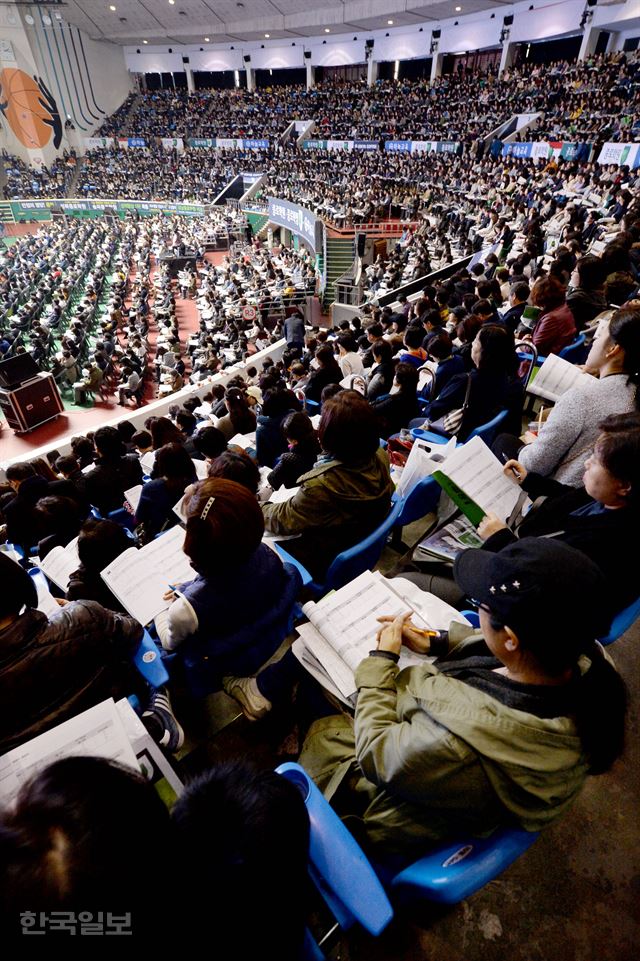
453,537,611,639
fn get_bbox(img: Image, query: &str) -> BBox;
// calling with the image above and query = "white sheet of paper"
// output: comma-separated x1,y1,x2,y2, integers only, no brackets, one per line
527,352,585,402
173,494,187,521
437,436,528,522
0,699,139,810
124,484,143,512
101,526,193,625
268,485,300,504
228,432,256,450
38,546,79,592
298,570,468,699
30,569,62,618
192,458,209,480
140,451,156,475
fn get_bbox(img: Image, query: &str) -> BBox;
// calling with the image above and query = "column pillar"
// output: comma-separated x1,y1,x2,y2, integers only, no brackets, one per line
367,57,378,86
185,67,195,95
306,60,315,90
578,25,600,60
430,53,443,84
246,66,256,92
499,40,516,76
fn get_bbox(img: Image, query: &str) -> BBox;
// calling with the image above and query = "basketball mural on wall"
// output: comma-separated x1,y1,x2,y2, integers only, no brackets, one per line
0,68,63,149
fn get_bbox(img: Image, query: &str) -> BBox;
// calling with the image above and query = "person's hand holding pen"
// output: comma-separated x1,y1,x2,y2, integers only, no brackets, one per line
376,611,440,656
501,455,528,485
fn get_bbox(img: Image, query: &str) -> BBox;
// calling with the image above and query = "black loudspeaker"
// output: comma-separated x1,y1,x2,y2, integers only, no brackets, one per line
432,29,441,39
182,56,190,64
243,54,251,63
356,233,366,257
304,50,312,60
503,14,514,26
365,39,375,51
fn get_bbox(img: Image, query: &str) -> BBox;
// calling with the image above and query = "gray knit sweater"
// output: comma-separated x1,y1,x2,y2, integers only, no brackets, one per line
519,373,636,486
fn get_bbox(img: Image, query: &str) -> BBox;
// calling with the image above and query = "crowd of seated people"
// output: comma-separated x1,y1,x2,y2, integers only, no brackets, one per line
1,152,76,200
76,145,260,203
91,53,638,146
0,209,257,411
0,58,638,941
0,232,637,933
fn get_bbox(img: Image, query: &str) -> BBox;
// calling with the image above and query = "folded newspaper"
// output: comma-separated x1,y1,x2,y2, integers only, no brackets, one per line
413,515,484,564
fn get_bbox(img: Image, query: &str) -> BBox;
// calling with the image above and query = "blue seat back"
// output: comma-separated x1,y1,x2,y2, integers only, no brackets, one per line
598,594,640,646
325,496,403,592
395,475,440,529
276,763,393,936
178,564,302,697
390,827,538,905
133,628,169,689
107,506,137,532
558,332,587,364
465,409,509,446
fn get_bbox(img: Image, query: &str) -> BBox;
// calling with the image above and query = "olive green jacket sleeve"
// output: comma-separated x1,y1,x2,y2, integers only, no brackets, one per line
262,473,340,535
353,655,478,806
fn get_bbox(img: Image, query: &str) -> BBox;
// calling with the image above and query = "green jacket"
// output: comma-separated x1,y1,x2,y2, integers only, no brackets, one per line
299,624,591,854
262,449,393,579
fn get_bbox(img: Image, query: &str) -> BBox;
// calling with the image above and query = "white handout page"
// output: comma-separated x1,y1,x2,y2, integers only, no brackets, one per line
527,352,585,402
124,484,143,512
100,526,194,625
437,436,529,522
31,569,62,618
0,699,139,811
38,544,80,592
297,570,471,700
299,571,428,699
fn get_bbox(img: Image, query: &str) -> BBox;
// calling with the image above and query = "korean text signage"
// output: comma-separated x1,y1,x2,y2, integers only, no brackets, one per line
187,138,269,150
267,197,321,252
502,141,593,162
6,198,205,221
597,142,640,168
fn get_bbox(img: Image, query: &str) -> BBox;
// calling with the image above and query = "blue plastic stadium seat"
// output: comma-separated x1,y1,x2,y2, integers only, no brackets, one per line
598,594,640,646
276,762,393,936
275,496,403,597
389,827,539,905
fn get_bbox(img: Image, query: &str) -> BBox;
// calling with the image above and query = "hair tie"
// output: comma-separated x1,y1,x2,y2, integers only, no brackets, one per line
200,496,215,521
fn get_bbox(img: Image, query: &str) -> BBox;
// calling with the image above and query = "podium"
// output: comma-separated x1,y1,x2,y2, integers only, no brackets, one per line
0,373,64,433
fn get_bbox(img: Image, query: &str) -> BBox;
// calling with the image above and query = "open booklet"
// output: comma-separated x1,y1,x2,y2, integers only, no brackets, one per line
292,569,470,704
37,536,80,592
527,352,586,403
0,698,183,811
431,436,530,527
100,525,194,626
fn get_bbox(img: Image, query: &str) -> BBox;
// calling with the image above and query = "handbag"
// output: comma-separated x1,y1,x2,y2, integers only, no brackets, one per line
427,373,472,438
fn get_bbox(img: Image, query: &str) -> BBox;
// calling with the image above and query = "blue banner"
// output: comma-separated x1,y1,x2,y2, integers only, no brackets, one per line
127,137,146,148
385,141,412,153
267,197,321,252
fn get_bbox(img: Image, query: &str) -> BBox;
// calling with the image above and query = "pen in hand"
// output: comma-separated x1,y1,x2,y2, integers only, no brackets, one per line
501,452,522,479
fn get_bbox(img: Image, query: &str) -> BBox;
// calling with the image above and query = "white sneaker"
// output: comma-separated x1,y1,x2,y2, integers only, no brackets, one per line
222,675,272,721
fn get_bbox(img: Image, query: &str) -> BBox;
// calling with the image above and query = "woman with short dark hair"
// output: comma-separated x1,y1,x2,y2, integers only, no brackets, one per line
528,275,576,356
303,344,343,403
262,391,393,580
267,411,320,491
135,442,197,539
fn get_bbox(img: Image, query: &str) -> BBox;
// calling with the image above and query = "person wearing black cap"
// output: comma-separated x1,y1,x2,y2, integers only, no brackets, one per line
299,539,626,854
